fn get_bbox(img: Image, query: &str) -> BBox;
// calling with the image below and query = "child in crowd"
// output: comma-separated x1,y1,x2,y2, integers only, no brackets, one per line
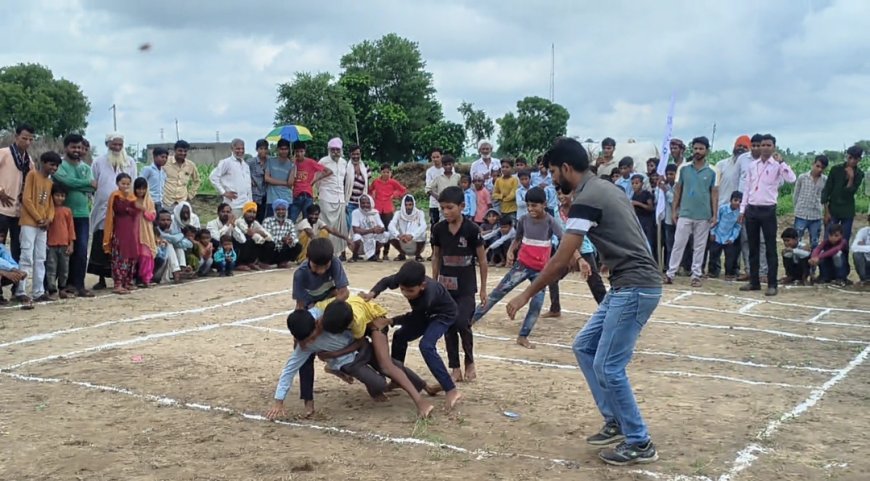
646,158,658,178
289,141,328,223
368,164,407,260
793,155,828,251
472,176,491,224
471,187,561,349
780,227,811,285
235,201,274,270
133,177,157,287
648,172,660,195
661,164,678,271
182,225,202,272
0,230,27,306
194,229,214,276
484,215,516,266
515,157,528,175
102,173,141,295
609,167,620,183
810,224,849,286
362,261,463,409
431,186,488,382
16,152,60,308
515,170,532,219
851,215,870,284
493,159,519,221
531,158,552,188
707,191,742,279
479,209,500,238
45,183,75,299
543,191,606,318
615,157,635,198
460,175,476,219
213,235,236,277
295,204,349,262
292,237,350,416
630,174,656,258
388,194,427,261
350,194,389,262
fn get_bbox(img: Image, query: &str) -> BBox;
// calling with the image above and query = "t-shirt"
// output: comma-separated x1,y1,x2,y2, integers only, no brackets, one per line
369,178,407,214
431,218,483,298
311,295,388,340
632,190,655,221
515,214,561,271
292,256,349,307
677,162,716,220
292,158,325,198
47,206,75,247
566,175,660,288
266,157,294,204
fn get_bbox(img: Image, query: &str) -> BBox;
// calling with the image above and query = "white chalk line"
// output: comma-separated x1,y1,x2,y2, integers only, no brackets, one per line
232,324,818,390
2,312,288,371
669,291,695,304
737,301,762,315
716,344,870,481
0,268,275,311
0,289,291,350
806,308,832,323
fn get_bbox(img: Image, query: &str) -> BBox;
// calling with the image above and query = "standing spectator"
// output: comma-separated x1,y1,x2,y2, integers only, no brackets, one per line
472,176,491,224
470,139,500,191
739,134,796,296
716,136,751,207
133,177,158,287
0,124,35,265
17,152,60,308
318,138,348,256
793,155,828,251
141,147,169,214
631,174,656,258
615,157,636,199
594,137,618,176
345,144,369,233
851,215,870,284
660,164,678,270
248,139,270,222
369,163,407,260
163,140,201,207
515,170,532,219
289,141,330,224
460,175,476,219
265,138,295,217
429,155,461,208
210,139,253,217
493,159,519,221
737,134,766,281
666,137,718,287
821,145,865,279
88,133,138,290
102,173,141,295
45,183,75,299
53,133,95,298
425,148,444,227
707,191,743,279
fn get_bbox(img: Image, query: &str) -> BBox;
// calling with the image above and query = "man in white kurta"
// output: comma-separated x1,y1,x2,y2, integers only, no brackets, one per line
318,137,350,255
209,139,252,217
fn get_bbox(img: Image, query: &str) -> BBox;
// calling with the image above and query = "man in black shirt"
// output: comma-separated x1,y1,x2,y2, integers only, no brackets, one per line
362,261,462,409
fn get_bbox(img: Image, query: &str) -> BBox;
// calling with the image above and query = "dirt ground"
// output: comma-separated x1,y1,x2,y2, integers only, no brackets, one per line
1,258,868,481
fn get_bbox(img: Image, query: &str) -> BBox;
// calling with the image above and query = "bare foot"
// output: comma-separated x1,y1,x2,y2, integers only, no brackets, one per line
450,368,464,382
112,288,130,295
464,363,477,381
417,400,435,418
424,384,443,396
445,389,462,410
372,394,389,402
516,336,535,349
385,380,399,391
303,400,315,418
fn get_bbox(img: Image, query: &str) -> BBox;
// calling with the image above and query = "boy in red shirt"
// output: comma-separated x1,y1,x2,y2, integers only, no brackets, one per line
369,163,407,260
289,141,331,224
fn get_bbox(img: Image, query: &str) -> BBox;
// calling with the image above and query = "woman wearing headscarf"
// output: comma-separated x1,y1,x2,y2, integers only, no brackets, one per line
233,200,274,270
132,177,158,287
349,194,389,262
102,173,141,295
388,194,427,261
171,201,201,233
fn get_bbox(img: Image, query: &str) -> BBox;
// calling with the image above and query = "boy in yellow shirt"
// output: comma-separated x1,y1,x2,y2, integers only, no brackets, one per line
493,158,519,222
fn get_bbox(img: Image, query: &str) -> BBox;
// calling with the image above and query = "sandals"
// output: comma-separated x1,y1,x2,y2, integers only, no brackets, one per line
16,295,34,310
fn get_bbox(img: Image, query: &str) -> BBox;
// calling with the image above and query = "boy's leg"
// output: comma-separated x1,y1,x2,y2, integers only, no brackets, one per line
32,231,48,298
454,295,476,379
518,283,546,343
45,246,59,293
745,208,762,287
796,258,810,282
69,218,89,292
298,353,316,413
340,342,388,399
419,317,458,398
853,252,869,282
707,242,722,277
15,226,37,298
57,250,70,291
470,265,529,325
390,323,425,363
582,253,607,304
808,219,822,250
370,330,434,416
793,218,808,245
724,242,739,277
819,257,833,282
547,276,561,314
380,213,393,257
833,252,848,281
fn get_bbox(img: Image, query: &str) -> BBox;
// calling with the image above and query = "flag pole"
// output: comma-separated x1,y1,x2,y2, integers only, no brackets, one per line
655,93,676,271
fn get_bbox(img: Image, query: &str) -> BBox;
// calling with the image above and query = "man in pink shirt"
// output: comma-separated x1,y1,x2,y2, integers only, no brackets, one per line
738,134,796,296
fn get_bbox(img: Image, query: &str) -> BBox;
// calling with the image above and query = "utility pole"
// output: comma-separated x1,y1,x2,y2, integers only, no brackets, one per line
216,131,220,142
109,104,117,131
160,128,164,141
175,118,180,141
549,43,555,102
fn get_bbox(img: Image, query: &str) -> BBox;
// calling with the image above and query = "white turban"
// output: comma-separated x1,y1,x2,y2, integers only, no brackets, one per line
477,139,492,149
105,132,124,143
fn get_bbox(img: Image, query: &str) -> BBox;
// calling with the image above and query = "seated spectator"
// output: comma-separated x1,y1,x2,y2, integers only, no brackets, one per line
780,227,811,285
234,201,275,271
262,199,303,268
810,224,848,286
295,204,349,263
388,194,427,261
484,215,516,266
852,215,870,284
350,194,389,262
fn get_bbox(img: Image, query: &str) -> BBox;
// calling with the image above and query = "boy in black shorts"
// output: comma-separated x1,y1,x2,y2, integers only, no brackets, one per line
431,186,488,382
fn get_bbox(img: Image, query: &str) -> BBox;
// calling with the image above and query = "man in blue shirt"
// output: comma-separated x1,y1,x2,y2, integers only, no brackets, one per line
141,147,168,213
265,138,295,218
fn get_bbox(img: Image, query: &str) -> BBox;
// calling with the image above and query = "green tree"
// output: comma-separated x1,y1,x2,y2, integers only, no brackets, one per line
0,63,90,138
496,96,569,156
412,120,464,159
339,34,442,164
275,72,357,160
457,101,495,152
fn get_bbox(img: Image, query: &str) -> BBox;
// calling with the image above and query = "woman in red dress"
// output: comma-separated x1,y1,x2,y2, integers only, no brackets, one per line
102,173,141,295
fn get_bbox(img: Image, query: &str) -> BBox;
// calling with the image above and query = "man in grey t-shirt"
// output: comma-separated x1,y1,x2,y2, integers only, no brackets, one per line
506,137,662,467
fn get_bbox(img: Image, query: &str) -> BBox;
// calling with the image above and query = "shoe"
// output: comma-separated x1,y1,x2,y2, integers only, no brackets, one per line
690,278,702,288
415,255,424,262
396,254,407,261
765,287,778,296
739,283,760,291
831,280,846,287
76,289,95,298
598,440,659,466
0,295,8,305
339,253,347,262
540,311,561,319
16,295,34,310
34,294,52,303
382,252,390,261
664,276,673,285
779,276,794,285
92,281,107,290
723,275,735,281
586,422,625,446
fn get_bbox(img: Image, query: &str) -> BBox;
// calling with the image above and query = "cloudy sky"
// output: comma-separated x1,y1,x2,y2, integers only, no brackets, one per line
4,0,868,155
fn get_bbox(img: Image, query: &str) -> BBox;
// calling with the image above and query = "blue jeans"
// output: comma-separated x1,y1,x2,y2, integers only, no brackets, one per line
819,252,848,282
390,316,456,392
794,217,822,250
827,217,854,277
346,203,359,231
573,286,662,445
472,263,546,337
290,194,313,224
216,259,235,274
68,217,90,291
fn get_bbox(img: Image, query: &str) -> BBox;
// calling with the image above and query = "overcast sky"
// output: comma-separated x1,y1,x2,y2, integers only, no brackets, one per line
4,0,868,155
